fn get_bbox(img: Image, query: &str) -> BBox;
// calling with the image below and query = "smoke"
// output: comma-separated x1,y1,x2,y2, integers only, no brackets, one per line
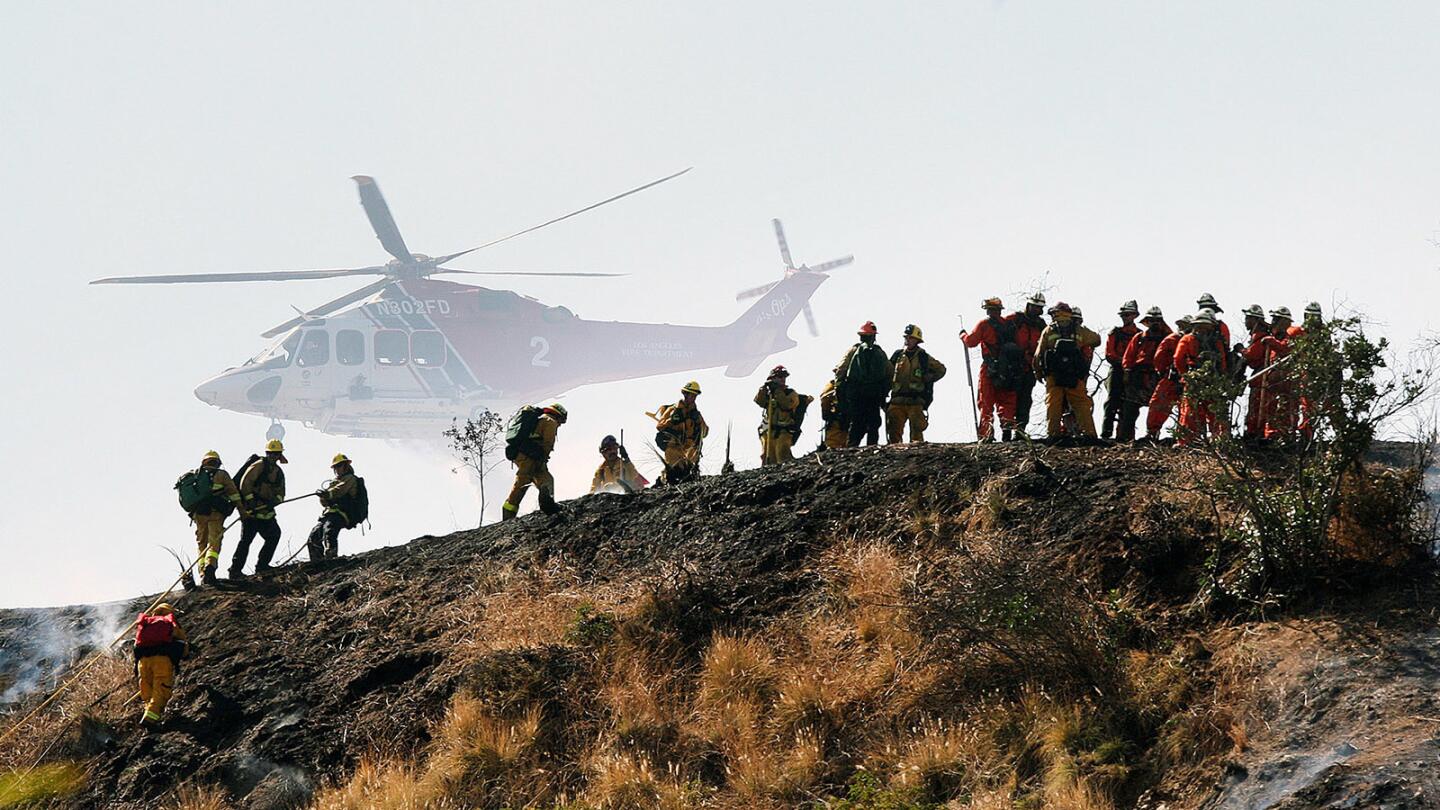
0,600,132,706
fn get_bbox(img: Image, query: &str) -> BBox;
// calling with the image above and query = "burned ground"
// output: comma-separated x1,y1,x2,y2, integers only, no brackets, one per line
1,441,1435,809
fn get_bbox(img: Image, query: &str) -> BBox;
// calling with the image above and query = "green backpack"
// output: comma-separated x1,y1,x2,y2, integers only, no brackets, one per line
845,344,890,398
175,467,217,514
504,406,544,461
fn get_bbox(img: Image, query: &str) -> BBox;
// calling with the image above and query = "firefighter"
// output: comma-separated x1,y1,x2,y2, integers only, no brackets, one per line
1100,301,1141,439
591,434,647,494
834,321,892,447
656,382,709,484
887,325,947,443
1195,293,1232,344
1238,304,1272,440
961,297,1021,441
1005,293,1047,438
502,405,566,518
1261,306,1300,439
228,439,287,580
308,453,366,557
1119,307,1171,442
1145,315,1192,440
1034,302,1101,439
1174,310,1230,445
755,365,814,465
133,603,189,729
186,451,242,589
818,380,849,449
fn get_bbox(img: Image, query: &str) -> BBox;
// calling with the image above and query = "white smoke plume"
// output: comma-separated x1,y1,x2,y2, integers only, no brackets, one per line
0,600,132,706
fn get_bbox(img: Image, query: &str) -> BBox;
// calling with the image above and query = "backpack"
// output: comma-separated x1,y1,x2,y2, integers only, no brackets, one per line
890,349,937,407
135,613,175,646
790,395,812,438
983,318,1026,391
175,467,218,514
504,406,544,461
845,344,890,398
330,477,368,529
234,454,262,486
654,404,678,450
1045,334,1086,388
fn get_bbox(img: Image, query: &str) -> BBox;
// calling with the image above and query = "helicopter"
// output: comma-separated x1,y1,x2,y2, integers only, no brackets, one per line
92,173,853,440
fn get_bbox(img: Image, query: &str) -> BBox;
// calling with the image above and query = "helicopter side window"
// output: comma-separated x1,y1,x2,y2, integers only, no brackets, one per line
411,330,447,367
296,330,329,367
375,330,409,366
249,331,302,370
336,330,365,366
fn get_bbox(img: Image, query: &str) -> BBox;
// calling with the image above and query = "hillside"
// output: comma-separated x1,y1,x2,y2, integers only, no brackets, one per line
1,442,1436,809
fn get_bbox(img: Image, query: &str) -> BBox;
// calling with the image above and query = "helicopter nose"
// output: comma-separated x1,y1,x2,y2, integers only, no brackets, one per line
194,381,219,405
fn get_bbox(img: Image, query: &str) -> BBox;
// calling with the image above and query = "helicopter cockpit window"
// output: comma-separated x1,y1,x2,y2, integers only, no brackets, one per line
247,331,302,370
375,330,409,366
336,330,365,366
296,330,329,367
411,330,447,367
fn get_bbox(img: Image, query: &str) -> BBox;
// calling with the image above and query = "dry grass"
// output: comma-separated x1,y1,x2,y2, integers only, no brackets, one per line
0,653,131,772
698,634,776,709
582,752,697,809
0,761,86,807
166,784,232,810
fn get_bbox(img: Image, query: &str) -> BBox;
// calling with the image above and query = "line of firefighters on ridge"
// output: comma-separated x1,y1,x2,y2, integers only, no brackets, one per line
502,292,1326,518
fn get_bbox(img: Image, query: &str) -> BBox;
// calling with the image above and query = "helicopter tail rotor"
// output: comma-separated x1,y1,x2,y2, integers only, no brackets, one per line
734,220,852,336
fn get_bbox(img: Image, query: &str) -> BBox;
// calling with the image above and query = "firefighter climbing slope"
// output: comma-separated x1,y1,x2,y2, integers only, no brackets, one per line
754,365,813,465
655,382,709,484
307,453,368,558
503,404,567,518
591,434,647,494
174,451,243,589
133,603,189,729
833,321,892,447
229,439,287,580
888,324,947,443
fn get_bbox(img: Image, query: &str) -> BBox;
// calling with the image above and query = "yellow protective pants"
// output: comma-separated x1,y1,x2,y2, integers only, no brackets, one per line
193,513,225,574
504,455,554,516
760,431,795,466
886,403,928,443
138,655,175,723
824,422,848,449
1045,377,1097,438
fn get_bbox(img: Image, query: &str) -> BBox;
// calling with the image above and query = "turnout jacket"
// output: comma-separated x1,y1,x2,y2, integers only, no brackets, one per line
1032,323,1101,375
657,400,709,449
755,384,813,434
888,348,947,405
239,459,285,520
591,457,647,493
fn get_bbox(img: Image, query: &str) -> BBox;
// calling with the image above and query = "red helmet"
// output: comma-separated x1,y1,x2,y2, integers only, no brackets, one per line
769,364,789,377
857,320,878,336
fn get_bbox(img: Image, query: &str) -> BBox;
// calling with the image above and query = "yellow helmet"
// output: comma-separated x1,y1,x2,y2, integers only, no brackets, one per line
151,603,174,616
681,380,702,395
202,450,221,464
331,453,352,467
903,324,924,342
265,439,285,453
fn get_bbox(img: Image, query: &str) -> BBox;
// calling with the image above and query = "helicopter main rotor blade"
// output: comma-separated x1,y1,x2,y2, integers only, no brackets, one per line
772,219,794,269
434,269,626,278
260,278,393,339
808,256,854,273
352,176,416,264
91,266,389,285
434,167,692,265
735,281,779,302
802,302,819,337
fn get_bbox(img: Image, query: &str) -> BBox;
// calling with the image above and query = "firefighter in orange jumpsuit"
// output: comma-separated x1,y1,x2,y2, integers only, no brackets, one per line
1259,306,1299,439
1005,293,1047,439
961,298,1021,441
1196,293,1232,345
1100,301,1141,439
1119,307,1171,442
1174,310,1230,445
1145,314,1191,440
1238,304,1272,440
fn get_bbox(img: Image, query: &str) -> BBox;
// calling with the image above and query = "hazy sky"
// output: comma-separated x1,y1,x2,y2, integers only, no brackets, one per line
2,2,1436,608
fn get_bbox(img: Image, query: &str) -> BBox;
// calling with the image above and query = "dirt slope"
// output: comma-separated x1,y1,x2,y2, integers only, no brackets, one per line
1,442,1436,809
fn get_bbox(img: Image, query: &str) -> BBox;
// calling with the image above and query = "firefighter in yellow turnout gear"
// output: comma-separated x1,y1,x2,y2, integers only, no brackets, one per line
504,404,567,519
818,380,849,449
229,439,287,579
187,451,242,588
755,365,813,465
656,382,709,484
1034,302,1102,438
887,325,947,443
591,435,648,493
133,603,189,729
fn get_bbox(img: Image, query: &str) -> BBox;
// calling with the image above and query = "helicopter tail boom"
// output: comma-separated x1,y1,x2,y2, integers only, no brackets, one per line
720,271,826,377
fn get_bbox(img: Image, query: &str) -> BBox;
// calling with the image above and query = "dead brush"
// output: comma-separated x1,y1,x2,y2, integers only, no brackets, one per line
724,729,825,804
0,653,131,772
579,751,698,809
309,758,456,810
407,696,550,807
164,783,232,810
697,634,777,710
889,718,983,803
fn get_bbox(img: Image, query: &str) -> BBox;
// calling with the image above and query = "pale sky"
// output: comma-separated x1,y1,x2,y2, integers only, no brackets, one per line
2,2,1436,607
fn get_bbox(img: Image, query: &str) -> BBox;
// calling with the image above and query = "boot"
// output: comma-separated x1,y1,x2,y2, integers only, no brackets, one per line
181,573,198,592
1001,428,1013,442
202,566,219,586
501,507,517,522
228,567,246,581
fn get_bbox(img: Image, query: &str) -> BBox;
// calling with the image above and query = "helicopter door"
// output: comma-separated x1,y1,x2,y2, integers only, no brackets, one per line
294,329,330,398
